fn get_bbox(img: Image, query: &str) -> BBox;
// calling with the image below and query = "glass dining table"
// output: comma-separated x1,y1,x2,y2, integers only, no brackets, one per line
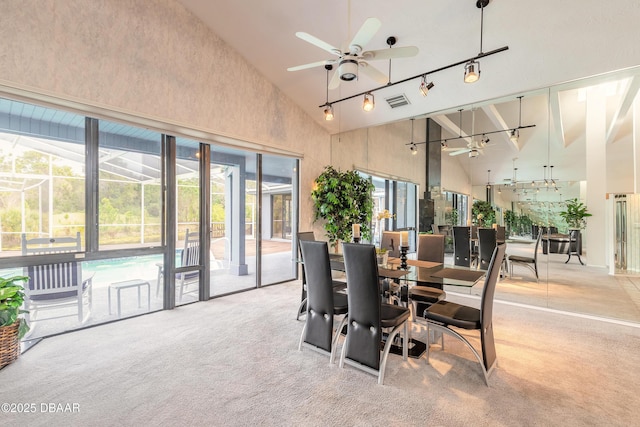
328,255,486,358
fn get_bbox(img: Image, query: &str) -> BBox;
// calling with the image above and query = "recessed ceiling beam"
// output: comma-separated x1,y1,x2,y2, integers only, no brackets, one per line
549,90,566,147
481,104,519,151
606,75,640,144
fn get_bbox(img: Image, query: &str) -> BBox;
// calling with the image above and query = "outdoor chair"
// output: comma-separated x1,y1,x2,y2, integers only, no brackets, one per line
298,240,348,363
156,229,201,301
340,243,410,385
508,230,542,281
21,233,92,324
424,243,506,386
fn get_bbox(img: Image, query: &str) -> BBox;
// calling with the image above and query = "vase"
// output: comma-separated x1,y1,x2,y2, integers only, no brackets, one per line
376,252,388,266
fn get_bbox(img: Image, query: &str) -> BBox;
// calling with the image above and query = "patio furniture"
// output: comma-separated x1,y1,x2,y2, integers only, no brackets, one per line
340,243,410,385
298,240,348,363
109,279,151,318
21,233,93,324
156,229,201,301
424,244,506,386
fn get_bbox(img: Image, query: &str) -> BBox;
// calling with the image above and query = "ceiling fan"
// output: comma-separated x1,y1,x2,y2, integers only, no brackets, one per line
445,136,493,157
287,17,419,89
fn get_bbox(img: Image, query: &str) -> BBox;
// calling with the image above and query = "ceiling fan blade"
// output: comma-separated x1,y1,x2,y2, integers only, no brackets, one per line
348,17,381,53
295,32,341,56
362,46,419,61
359,62,388,85
328,69,341,90
449,148,472,156
287,60,333,72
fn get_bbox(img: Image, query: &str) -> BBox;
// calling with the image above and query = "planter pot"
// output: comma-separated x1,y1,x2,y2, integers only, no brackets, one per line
376,252,388,266
0,319,21,369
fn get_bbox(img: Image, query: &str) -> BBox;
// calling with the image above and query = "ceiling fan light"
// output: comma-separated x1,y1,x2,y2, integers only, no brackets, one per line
464,60,480,83
324,105,334,121
362,93,375,112
339,59,359,81
469,149,479,158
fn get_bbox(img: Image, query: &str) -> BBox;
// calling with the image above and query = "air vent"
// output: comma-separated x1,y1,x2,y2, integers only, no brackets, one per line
385,94,410,109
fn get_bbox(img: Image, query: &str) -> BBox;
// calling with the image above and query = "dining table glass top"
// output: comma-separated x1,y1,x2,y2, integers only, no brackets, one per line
328,254,486,288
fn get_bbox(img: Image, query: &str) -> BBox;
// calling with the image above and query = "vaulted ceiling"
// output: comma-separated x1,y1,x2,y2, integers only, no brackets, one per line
176,0,640,189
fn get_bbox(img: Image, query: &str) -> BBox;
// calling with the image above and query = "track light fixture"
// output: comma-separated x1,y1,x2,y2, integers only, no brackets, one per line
324,105,334,121
464,0,489,83
509,128,519,143
464,60,480,83
486,169,491,189
410,143,418,155
362,93,375,112
419,75,435,96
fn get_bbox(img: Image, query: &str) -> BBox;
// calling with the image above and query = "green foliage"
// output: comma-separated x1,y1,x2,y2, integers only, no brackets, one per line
444,208,459,226
472,200,495,227
311,166,374,248
0,276,30,339
559,198,592,229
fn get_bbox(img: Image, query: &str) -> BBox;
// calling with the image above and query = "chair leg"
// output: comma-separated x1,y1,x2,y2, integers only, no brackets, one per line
296,297,307,320
378,322,406,385
330,315,348,364
298,320,307,351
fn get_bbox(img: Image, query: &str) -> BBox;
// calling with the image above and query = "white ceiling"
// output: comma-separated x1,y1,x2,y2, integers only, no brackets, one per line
175,0,640,190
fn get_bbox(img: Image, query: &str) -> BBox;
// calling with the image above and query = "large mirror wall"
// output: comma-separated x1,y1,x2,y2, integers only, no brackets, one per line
428,65,640,323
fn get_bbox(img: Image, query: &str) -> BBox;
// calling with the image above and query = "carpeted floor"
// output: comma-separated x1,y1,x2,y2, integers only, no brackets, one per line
2,280,639,426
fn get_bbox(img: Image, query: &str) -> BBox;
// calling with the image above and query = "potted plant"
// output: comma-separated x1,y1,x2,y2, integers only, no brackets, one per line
559,198,592,230
0,275,30,369
472,200,495,227
311,166,374,251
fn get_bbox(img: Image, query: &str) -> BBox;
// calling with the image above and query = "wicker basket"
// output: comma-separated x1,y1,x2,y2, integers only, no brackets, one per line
0,320,21,369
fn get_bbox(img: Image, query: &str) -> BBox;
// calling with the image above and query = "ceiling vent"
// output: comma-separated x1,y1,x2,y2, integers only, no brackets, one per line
384,94,410,109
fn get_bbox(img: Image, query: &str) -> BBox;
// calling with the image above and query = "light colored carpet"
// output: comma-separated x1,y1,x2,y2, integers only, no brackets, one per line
2,280,640,426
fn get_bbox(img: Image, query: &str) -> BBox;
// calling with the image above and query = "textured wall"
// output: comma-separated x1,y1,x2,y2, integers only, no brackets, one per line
0,0,332,228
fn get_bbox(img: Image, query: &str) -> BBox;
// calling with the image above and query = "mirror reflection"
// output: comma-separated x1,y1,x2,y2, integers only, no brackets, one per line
426,65,640,323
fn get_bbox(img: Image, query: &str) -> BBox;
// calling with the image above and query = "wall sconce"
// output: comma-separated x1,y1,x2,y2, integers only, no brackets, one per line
362,93,375,112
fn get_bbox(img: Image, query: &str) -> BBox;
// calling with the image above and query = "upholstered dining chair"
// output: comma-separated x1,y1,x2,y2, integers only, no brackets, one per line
453,226,475,267
298,240,348,363
296,231,346,320
424,243,506,386
340,243,410,385
508,230,542,281
408,234,446,321
478,228,507,274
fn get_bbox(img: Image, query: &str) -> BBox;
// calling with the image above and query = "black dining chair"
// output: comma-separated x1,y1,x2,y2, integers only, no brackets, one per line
508,230,542,281
296,231,346,320
424,243,506,386
453,226,474,267
478,228,508,274
340,243,410,385
408,234,446,321
298,240,349,364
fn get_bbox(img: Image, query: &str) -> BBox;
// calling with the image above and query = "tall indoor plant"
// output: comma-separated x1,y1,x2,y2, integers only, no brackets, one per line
559,198,592,230
0,275,30,369
311,166,374,251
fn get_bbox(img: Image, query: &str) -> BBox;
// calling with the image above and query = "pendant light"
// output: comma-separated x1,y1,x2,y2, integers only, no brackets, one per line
323,65,334,121
464,0,489,83
409,118,418,155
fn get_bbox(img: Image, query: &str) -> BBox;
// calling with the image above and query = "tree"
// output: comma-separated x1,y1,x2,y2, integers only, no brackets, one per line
311,166,374,250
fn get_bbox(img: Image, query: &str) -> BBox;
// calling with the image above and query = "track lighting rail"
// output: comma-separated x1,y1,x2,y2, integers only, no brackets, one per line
318,45,509,109
406,123,535,147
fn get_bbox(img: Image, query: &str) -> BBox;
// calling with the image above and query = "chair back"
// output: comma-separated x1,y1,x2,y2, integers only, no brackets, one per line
533,230,542,262
380,231,402,258
496,226,506,242
21,232,81,255
299,240,335,352
417,234,445,263
26,262,83,301
480,243,507,371
342,243,381,370
180,229,200,268
477,228,497,270
453,226,472,267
